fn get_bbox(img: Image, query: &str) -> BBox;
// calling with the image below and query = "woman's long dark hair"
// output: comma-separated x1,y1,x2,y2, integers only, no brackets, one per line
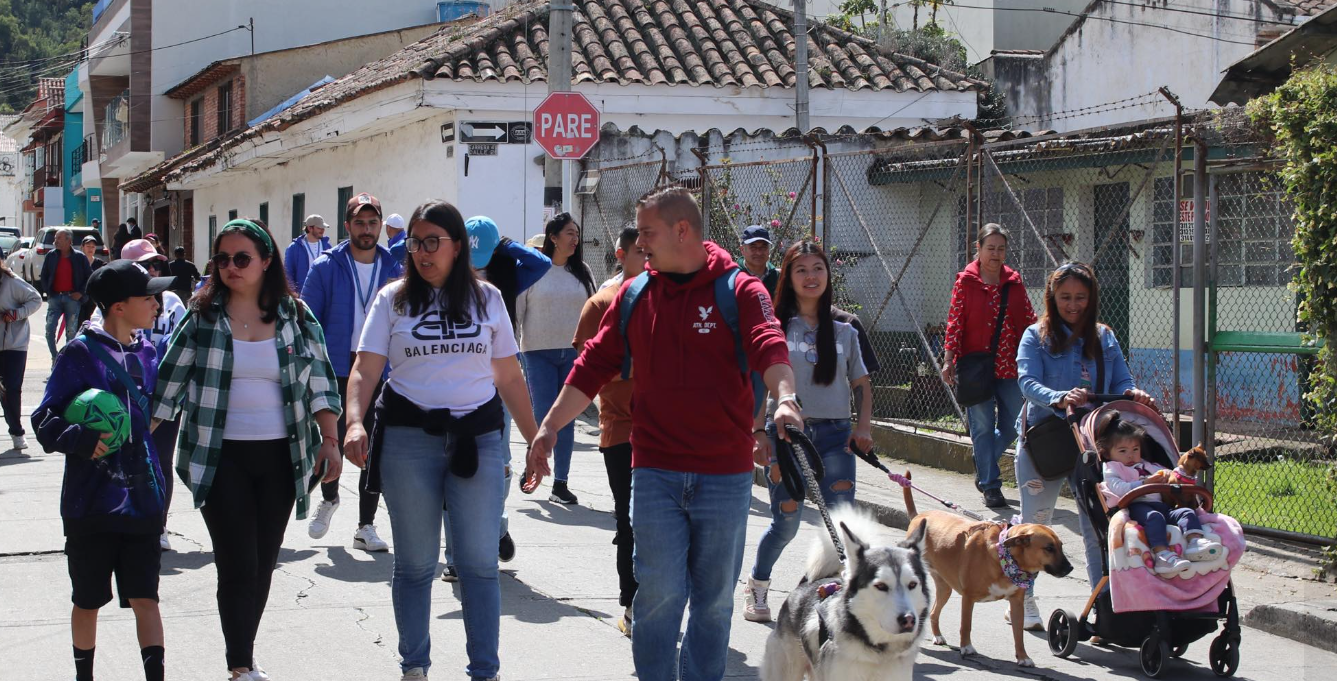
542,212,595,296
484,237,520,325
1039,261,1102,359
775,239,838,386
395,200,485,322
191,219,295,323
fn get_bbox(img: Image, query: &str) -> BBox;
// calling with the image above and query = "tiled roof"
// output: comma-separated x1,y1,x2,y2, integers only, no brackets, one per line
131,0,981,189
1287,0,1337,16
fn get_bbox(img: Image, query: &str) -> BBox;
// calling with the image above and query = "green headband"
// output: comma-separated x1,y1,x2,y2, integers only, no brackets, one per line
222,219,275,256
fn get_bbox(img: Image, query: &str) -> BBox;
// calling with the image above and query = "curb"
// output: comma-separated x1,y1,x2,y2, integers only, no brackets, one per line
1244,602,1337,654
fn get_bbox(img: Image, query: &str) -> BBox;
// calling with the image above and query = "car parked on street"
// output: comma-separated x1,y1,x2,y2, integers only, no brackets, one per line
4,237,35,282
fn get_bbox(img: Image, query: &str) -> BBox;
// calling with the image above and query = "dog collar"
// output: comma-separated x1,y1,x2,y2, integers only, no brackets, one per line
817,582,842,599
1172,468,1197,484
997,524,1037,592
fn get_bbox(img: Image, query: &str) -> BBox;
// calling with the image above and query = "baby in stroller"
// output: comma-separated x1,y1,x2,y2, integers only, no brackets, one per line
1097,412,1223,577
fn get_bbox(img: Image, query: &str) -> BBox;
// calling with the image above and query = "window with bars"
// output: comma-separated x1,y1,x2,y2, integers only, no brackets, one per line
291,193,305,239
189,99,202,146
208,215,217,251
1148,174,1294,288
956,186,1063,287
336,186,353,241
217,82,233,136
259,202,269,229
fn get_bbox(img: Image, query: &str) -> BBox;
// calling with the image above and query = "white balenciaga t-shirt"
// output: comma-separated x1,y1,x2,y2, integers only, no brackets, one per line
358,279,518,412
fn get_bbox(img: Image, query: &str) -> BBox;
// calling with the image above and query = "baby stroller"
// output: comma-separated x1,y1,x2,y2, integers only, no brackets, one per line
1044,396,1243,678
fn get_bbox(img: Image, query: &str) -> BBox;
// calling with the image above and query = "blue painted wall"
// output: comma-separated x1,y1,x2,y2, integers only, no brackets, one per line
62,70,88,226
1127,348,1303,424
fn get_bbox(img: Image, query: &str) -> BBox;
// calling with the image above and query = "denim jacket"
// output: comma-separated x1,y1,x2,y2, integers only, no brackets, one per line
1016,322,1136,426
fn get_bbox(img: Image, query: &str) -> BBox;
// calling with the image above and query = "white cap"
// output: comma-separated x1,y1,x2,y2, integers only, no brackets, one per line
385,213,405,231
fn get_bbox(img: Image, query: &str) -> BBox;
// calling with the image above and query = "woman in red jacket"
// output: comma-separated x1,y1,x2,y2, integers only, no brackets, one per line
942,224,1037,508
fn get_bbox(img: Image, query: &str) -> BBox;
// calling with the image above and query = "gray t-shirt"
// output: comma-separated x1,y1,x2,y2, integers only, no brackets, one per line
783,315,869,419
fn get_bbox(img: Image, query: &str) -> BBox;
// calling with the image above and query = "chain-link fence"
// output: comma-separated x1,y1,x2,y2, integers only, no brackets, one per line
576,156,670,286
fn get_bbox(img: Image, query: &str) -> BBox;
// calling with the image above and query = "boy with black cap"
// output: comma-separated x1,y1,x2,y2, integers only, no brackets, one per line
32,259,176,681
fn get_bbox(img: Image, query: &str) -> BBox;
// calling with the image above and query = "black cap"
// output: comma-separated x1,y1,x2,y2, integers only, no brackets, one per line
742,224,772,244
86,260,175,307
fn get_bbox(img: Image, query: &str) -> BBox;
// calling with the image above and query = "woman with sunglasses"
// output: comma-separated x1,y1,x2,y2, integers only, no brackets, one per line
1012,262,1153,631
741,239,873,623
152,220,342,681
344,201,538,681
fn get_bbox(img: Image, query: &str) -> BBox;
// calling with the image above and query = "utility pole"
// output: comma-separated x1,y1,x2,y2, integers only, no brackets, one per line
880,1,892,49
547,3,574,212
794,0,810,133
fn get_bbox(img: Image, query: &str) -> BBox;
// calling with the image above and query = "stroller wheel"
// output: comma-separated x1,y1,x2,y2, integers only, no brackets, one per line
1209,634,1240,677
1048,609,1080,658
1170,643,1189,659
1140,635,1170,678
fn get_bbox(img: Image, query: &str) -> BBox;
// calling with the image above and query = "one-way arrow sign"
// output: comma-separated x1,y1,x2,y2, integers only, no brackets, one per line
460,121,509,143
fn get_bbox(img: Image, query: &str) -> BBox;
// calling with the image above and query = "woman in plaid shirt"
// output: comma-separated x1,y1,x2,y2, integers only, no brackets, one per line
152,219,342,681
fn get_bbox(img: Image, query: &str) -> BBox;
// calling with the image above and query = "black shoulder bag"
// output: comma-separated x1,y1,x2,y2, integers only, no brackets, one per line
1022,330,1105,480
954,282,1012,407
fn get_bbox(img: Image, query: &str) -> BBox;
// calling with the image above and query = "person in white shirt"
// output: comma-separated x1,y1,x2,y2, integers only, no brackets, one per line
343,199,539,681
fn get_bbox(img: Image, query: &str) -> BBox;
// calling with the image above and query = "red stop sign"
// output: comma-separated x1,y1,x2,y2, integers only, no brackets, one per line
533,92,600,160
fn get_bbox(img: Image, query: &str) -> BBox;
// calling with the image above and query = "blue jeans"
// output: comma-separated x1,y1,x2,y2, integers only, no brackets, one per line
966,379,1024,492
631,468,752,681
1128,501,1203,549
520,349,576,481
379,425,507,678
1015,440,1104,590
45,293,81,357
751,419,855,582
443,406,513,567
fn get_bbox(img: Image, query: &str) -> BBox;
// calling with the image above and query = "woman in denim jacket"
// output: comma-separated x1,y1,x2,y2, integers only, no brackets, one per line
1013,262,1154,630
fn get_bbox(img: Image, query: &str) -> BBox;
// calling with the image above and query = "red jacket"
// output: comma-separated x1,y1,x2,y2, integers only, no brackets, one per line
567,242,791,475
943,261,1036,379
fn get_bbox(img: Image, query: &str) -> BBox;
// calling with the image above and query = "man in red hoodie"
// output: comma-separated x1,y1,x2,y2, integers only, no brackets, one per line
527,187,801,681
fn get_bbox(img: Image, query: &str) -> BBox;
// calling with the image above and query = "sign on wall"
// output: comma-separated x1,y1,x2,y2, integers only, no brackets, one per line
0,153,15,176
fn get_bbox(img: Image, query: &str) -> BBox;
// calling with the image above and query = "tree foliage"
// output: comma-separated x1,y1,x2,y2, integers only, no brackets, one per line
0,0,95,113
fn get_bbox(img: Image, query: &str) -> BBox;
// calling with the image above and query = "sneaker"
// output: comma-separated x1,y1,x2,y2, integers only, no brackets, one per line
616,606,633,637
399,668,427,680
307,499,339,539
983,488,1009,508
246,664,271,681
498,532,515,562
1184,535,1222,562
743,577,772,622
1004,595,1045,631
11,435,27,450
549,481,579,505
441,565,458,582
353,524,389,552
160,532,172,551
1154,550,1191,576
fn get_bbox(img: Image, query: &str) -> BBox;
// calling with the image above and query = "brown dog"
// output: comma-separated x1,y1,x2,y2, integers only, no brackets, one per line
1158,446,1212,509
903,475,1073,667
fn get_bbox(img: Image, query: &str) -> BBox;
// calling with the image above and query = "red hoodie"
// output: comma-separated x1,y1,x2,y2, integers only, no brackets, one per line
943,261,1036,379
567,242,791,475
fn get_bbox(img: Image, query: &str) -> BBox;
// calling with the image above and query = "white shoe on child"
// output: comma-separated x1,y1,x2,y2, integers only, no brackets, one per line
1154,550,1191,576
1184,534,1222,562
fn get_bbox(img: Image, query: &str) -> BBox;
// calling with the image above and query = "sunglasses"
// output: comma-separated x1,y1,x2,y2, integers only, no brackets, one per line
406,236,454,253
212,252,254,270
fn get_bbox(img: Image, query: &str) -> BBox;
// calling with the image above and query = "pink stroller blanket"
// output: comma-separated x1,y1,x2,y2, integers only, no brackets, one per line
1107,510,1246,614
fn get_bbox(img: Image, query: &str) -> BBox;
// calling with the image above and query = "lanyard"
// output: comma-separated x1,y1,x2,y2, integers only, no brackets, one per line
352,254,381,314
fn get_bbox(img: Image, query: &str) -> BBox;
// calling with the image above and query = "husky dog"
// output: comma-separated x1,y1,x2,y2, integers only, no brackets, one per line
761,508,931,681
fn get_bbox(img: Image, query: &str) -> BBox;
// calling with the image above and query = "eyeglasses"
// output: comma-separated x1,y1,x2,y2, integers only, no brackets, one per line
406,236,454,253
802,330,818,364
211,252,254,270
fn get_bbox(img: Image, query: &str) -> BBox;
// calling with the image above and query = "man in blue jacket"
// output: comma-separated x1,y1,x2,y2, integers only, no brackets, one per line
284,214,331,294
301,192,397,552
385,213,406,267
40,228,93,357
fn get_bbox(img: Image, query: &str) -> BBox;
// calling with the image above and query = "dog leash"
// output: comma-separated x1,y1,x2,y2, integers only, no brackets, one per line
850,444,985,522
777,424,847,562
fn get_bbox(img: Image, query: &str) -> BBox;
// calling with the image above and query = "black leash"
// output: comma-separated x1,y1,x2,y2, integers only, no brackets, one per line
776,424,846,562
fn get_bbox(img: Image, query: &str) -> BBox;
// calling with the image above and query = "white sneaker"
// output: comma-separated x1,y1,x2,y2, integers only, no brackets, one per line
160,532,172,551
743,577,772,622
1005,595,1045,631
307,499,339,539
400,668,427,680
245,665,271,681
1154,550,1191,576
11,435,27,450
353,524,389,552
1184,535,1222,562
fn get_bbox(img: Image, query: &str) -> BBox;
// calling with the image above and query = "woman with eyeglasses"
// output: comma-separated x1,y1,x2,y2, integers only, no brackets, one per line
1012,261,1154,632
152,219,342,681
343,201,538,681
514,212,595,504
740,239,873,624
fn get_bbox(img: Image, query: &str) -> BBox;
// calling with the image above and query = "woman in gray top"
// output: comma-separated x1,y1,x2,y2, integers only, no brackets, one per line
742,239,873,623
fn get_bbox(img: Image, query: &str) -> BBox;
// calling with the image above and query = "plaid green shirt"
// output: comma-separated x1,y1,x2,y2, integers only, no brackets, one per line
152,297,342,519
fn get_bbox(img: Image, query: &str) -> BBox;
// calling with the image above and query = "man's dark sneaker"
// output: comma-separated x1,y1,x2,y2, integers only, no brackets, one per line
983,488,1010,508
499,532,516,562
549,480,579,505
441,565,458,582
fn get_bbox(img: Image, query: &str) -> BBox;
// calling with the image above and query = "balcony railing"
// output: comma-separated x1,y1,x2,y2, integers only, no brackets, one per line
102,89,130,152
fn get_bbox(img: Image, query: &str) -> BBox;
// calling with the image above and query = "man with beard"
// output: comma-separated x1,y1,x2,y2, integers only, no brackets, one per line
300,192,399,552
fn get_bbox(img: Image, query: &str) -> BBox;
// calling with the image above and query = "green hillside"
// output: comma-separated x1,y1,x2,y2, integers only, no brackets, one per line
0,0,94,113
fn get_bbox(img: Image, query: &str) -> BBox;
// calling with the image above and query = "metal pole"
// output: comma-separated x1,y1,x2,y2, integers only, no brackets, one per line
1193,146,1209,446
1160,86,1183,431
795,1,810,133
547,3,574,209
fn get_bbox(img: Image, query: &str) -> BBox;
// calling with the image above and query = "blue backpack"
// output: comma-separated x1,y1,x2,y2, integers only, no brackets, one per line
618,267,767,417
